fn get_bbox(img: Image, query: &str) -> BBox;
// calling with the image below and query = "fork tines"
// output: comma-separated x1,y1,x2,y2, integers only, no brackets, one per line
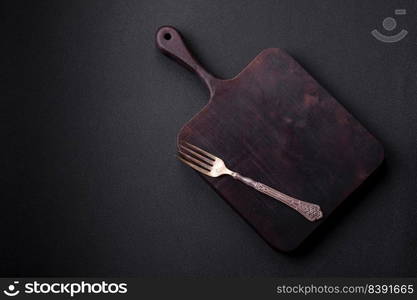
178,143,215,175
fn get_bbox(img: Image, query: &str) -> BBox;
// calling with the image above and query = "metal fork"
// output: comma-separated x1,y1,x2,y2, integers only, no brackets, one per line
178,142,323,222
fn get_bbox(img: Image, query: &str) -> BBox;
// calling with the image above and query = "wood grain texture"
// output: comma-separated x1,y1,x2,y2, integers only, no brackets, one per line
156,26,384,251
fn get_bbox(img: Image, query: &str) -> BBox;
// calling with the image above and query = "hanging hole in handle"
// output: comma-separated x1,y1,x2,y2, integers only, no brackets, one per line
164,33,172,40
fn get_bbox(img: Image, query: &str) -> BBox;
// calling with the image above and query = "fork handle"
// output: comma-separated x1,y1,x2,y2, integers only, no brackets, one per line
231,173,323,221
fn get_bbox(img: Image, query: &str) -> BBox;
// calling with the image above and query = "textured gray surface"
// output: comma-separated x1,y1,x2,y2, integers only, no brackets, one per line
1,0,416,276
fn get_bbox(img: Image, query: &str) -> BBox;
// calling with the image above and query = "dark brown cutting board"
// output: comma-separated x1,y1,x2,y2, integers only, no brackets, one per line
156,26,384,251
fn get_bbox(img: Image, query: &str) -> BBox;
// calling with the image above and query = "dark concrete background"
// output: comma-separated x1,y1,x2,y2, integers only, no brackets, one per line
1,0,416,276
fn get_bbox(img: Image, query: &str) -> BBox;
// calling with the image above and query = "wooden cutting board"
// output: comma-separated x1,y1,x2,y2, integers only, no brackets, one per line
156,26,384,251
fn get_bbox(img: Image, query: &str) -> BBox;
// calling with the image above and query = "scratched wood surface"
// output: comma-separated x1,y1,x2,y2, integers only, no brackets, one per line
156,26,384,251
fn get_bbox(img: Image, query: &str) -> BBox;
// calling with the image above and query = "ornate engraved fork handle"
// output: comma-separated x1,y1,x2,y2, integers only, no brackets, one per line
231,173,323,221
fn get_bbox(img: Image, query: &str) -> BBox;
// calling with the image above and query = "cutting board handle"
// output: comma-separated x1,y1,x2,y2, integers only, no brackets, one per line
156,26,219,96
